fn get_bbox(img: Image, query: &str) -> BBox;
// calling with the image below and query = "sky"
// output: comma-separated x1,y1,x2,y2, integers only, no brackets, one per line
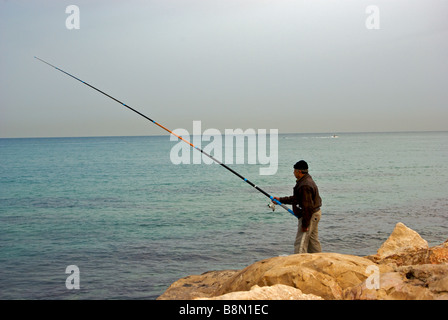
1,0,447,138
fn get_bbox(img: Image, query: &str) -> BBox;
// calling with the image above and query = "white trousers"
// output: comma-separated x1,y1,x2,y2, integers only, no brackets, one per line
294,210,322,254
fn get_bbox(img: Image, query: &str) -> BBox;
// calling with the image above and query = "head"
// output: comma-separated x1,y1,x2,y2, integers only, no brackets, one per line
293,160,308,179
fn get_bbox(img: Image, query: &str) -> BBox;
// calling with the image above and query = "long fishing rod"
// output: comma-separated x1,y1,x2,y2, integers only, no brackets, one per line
34,56,296,218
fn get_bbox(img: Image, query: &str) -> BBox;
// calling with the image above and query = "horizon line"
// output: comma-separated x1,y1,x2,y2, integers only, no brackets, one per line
1,130,447,140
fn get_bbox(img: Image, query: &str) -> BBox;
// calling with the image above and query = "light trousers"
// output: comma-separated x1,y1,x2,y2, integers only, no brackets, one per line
294,210,322,254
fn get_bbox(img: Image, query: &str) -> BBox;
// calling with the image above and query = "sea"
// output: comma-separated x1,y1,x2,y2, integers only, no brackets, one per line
1,131,447,299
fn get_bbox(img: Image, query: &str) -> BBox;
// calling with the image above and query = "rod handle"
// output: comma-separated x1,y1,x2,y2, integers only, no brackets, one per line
270,197,297,218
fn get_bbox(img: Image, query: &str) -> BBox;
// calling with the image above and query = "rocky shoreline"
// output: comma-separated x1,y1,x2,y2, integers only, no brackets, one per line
157,223,448,300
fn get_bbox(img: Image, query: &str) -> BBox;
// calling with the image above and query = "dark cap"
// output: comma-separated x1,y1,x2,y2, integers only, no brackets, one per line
293,160,308,170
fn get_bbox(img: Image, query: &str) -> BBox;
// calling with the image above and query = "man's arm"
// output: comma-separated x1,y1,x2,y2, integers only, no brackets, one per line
275,195,294,205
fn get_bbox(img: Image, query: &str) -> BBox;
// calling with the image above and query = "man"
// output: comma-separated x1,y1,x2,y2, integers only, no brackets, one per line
273,160,322,254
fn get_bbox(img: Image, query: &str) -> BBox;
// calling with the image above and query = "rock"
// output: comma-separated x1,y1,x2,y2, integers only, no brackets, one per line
345,271,432,300
377,222,429,256
158,222,447,300
428,239,448,264
366,223,448,267
156,270,238,300
197,284,323,300
366,222,430,266
429,276,448,295
344,264,448,300
215,253,392,300
158,253,391,300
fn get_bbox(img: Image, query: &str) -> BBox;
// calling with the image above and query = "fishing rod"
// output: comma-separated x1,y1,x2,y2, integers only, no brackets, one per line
34,56,296,218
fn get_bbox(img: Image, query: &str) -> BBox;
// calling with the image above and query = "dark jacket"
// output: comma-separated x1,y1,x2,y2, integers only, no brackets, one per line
279,174,322,229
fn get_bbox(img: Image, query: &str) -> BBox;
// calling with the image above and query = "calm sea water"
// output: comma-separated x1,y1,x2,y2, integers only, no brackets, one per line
1,132,447,299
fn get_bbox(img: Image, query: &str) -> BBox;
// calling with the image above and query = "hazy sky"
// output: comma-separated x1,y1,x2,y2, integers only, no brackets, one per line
1,0,447,138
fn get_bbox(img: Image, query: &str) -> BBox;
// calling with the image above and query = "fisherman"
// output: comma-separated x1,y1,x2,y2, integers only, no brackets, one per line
273,160,322,254
35,58,322,254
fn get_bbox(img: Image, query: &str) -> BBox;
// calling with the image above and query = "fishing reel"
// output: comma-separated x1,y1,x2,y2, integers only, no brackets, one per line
267,201,276,212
